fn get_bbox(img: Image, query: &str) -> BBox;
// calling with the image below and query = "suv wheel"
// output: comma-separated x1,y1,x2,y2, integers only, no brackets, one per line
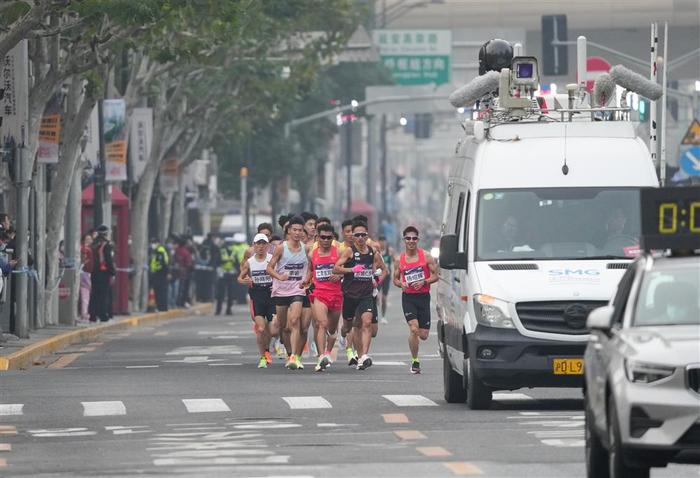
443,351,466,403
585,393,609,478
607,395,650,478
465,357,492,410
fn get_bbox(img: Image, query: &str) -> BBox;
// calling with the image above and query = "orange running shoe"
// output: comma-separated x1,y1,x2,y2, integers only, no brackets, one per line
264,351,273,364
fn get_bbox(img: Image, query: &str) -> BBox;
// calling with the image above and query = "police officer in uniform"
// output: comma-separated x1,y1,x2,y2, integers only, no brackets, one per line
149,237,170,311
216,236,237,315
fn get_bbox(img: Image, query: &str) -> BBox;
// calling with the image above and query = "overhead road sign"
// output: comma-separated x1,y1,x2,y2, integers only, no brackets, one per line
373,30,451,86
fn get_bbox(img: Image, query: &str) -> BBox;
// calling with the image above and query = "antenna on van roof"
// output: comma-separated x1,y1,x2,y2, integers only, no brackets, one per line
561,124,569,175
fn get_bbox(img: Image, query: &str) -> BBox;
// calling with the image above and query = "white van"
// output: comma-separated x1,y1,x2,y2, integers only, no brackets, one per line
437,57,659,409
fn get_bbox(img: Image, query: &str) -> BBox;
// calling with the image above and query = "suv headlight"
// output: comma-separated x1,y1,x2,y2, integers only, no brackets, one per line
625,360,675,384
473,294,514,329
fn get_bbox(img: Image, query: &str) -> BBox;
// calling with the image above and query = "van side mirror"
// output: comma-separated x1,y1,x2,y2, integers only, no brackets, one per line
439,234,467,270
587,306,614,332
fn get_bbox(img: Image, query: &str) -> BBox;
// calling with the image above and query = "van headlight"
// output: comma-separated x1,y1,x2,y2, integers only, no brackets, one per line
473,294,514,329
624,360,675,384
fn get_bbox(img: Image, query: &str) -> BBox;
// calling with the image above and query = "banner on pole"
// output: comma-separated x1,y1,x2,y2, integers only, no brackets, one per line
159,155,179,194
0,40,29,145
102,99,128,182
128,107,152,182
37,93,62,164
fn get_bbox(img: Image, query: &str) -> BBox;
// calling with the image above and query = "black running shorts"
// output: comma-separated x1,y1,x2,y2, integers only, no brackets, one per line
275,295,305,307
342,296,374,322
249,288,274,322
402,292,431,330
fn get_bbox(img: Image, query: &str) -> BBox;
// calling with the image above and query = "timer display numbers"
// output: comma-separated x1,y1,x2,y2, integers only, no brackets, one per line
641,187,700,250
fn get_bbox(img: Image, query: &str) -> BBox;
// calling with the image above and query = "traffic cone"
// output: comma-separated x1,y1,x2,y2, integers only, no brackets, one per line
147,289,156,312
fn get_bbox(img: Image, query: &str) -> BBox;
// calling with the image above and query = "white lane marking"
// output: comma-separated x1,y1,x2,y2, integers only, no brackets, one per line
197,331,239,335
0,404,23,416
82,401,127,417
153,456,289,466
212,336,241,339
125,365,159,369
208,363,242,367
105,425,152,435
164,356,225,364
372,361,407,366
228,420,302,429
541,438,585,447
492,392,534,401
29,428,97,437
317,423,358,428
166,346,242,356
282,396,332,409
382,395,438,407
182,399,231,413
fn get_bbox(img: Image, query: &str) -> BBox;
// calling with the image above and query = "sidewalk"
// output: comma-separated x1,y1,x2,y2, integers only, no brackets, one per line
0,303,212,371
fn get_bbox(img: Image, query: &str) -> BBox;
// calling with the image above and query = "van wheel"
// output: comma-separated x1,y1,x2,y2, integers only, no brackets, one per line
607,395,649,478
465,358,492,410
443,351,466,403
585,394,609,478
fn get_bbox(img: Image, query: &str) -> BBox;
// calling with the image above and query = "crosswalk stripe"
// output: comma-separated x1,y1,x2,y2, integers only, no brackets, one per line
493,392,533,401
383,413,409,424
443,462,483,475
0,444,10,452
382,395,438,407
416,446,452,457
282,396,332,409
182,399,231,413
0,404,23,416
394,430,426,440
82,401,127,417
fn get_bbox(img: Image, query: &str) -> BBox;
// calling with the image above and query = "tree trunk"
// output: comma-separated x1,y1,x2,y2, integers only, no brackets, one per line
44,78,96,326
159,192,174,241
171,185,185,236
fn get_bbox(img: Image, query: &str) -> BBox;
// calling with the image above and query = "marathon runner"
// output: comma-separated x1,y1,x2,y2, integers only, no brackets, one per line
300,212,318,357
393,226,438,374
338,219,358,365
242,223,275,263
377,236,394,324
334,219,386,370
267,216,309,370
304,223,343,372
237,233,276,368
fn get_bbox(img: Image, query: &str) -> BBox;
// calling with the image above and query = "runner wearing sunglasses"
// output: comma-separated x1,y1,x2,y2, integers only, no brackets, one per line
393,226,438,374
304,223,343,372
334,220,387,370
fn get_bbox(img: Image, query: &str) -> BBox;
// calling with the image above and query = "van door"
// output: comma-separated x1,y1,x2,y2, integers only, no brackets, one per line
445,185,469,365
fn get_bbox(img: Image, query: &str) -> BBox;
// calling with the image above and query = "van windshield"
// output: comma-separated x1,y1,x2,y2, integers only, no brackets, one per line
476,188,641,261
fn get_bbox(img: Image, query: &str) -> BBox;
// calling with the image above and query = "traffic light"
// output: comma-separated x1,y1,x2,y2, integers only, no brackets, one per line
394,174,405,192
414,113,433,139
638,98,648,122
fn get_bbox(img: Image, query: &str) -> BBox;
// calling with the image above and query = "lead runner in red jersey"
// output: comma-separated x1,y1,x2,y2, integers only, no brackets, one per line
303,223,343,372
393,226,438,374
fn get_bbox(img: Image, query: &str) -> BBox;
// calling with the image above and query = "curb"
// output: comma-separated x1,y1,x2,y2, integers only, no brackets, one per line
0,303,212,372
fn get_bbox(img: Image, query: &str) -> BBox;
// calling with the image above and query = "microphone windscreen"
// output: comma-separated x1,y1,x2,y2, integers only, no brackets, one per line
449,71,500,108
609,65,663,100
593,73,616,107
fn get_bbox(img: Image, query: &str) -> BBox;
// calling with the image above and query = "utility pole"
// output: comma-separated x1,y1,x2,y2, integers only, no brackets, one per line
94,100,105,228
241,166,249,241
380,115,388,220
200,149,211,236
345,119,353,215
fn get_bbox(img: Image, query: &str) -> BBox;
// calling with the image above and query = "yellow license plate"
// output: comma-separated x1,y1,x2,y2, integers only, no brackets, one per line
553,358,584,375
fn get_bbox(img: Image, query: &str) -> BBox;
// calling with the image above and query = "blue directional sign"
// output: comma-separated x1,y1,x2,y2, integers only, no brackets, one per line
679,146,700,177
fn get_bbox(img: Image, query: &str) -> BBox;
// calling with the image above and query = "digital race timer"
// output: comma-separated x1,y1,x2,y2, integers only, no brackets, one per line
640,186,700,250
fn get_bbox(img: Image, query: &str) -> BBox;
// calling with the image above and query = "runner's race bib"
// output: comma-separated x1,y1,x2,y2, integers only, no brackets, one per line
315,263,333,281
251,270,272,286
404,266,425,284
354,268,373,281
284,263,305,281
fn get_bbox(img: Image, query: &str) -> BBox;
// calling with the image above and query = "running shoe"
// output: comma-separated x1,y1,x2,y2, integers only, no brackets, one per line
296,355,304,370
346,348,358,366
357,354,373,370
284,356,293,369
380,317,388,324
410,360,421,374
258,357,268,369
264,351,273,365
287,356,298,370
338,335,347,349
319,354,331,371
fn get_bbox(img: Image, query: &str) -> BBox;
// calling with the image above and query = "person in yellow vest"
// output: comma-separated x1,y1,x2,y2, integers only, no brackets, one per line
216,236,237,315
149,237,169,312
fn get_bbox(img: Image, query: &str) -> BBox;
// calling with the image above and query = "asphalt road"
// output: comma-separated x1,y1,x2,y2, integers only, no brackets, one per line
1,291,699,478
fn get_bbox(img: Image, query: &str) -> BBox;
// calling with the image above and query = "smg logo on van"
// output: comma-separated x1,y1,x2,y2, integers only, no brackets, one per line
547,268,601,284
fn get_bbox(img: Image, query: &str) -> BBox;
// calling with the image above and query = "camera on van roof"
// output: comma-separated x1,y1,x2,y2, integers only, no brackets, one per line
511,57,539,88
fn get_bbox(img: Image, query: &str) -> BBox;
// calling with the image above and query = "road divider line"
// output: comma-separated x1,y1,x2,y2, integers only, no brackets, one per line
383,395,438,407
382,413,409,424
443,462,483,475
492,392,534,401
394,430,426,440
48,353,82,369
125,365,159,369
82,401,127,417
0,404,23,416
282,396,332,409
417,446,452,457
182,399,231,413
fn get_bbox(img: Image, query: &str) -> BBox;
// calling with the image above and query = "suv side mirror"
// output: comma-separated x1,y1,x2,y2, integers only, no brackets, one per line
439,234,467,270
587,306,614,331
